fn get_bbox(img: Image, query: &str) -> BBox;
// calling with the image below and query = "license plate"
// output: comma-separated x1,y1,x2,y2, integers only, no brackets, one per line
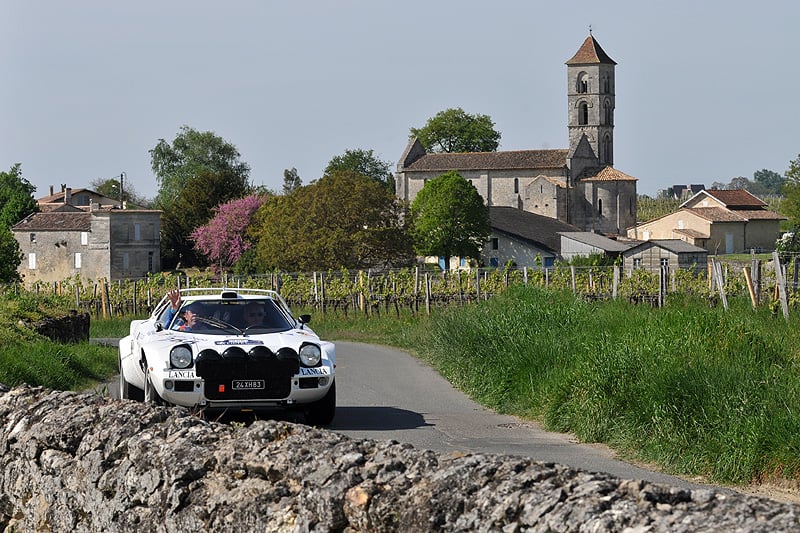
232,380,265,390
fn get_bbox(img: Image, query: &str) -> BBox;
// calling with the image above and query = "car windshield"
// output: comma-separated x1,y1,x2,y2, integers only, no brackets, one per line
169,298,294,335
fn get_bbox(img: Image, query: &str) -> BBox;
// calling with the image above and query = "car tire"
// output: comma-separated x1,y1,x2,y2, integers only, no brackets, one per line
118,359,143,401
144,373,163,406
304,381,336,426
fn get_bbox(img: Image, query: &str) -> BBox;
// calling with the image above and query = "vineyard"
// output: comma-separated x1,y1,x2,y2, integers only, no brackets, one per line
7,254,800,320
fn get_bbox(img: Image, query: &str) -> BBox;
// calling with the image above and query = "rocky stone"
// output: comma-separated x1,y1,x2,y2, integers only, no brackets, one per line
0,383,798,532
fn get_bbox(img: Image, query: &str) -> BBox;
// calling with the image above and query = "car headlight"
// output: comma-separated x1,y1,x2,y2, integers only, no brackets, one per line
299,343,321,367
170,345,193,369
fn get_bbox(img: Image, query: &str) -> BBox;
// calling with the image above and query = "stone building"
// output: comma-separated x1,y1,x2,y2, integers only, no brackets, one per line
396,33,638,236
12,188,161,285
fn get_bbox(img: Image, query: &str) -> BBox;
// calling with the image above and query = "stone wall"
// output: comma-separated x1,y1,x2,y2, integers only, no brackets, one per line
32,311,90,344
1,384,798,532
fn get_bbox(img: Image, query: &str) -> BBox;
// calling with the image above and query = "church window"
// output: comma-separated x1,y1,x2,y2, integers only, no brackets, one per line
578,102,589,125
577,72,588,93
602,76,610,94
602,135,612,163
598,198,603,216
514,177,519,194
604,100,613,125
491,238,499,250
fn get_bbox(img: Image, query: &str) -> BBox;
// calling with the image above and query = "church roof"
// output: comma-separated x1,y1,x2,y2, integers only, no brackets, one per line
578,166,637,182
566,35,616,65
402,149,568,172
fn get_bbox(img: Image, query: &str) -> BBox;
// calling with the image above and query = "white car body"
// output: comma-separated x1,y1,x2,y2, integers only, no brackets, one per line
118,288,336,425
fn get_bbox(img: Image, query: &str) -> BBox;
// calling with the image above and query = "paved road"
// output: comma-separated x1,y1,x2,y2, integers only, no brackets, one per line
97,338,712,491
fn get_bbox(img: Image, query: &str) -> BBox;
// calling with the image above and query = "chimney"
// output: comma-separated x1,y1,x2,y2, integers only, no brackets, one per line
49,185,54,196
64,187,72,205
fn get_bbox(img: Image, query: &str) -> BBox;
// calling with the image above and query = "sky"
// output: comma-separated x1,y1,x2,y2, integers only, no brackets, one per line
1,1,797,201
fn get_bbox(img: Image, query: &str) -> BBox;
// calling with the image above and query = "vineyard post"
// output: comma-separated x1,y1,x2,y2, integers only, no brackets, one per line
751,251,761,303
773,251,790,321
658,265,666,308
570,266,576,293
313,272,319,308
793,257,799,296
414,267,420,313
523,266,528,285
320,272,326,315
475,269,481,300
612,265,619,299
100,280,108,319
74,286,79,309
425,273,431,315
743,266,758,308
358,271,365,314
133,280,138,315
711,259,729,311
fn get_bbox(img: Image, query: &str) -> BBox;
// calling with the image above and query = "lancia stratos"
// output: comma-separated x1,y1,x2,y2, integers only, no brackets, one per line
118,288,336,425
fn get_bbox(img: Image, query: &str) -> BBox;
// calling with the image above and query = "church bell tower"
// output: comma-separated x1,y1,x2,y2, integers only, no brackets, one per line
566,33,616,170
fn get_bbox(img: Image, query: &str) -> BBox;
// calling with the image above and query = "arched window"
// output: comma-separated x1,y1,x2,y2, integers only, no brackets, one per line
602,134,612,163
578,102,589,125
602,76,610,94
577,72,588,93
604,100,612,125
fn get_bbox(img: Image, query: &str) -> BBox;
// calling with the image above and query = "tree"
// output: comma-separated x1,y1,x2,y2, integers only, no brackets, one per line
150,125,251,207
150,126,253,268
191,194,269,272
410,108,501,153
90,175,150,207
409,170,490,269
282,168,302,195
781,154,800,228
754,169,784,196
251,171,413,271
0,229,21,282
0,164,38,229
324,149,394,191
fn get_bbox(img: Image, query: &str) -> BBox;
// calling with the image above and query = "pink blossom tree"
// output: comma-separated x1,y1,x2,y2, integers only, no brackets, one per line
191,194,268,271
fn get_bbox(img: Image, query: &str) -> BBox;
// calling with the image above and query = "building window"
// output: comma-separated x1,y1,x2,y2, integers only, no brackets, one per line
74,252,82,269
30,233,36,243
123,252,129,270
598,198,603,216
602,76,610,94
577,72,588,93
490,257,499,267
633,257,641,269
81,232,88,245
660,258,669,267
603,100,612,125
134,224,141,241
579,102,589,125
514,177,519,194
148,251,154,272
28,253,36,270
491,237,499,250
602,134,612,163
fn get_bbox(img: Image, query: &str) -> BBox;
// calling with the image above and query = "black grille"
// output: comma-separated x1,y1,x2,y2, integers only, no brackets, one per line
196,346,300,400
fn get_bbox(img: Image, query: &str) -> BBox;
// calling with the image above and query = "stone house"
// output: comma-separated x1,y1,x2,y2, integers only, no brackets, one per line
483,207,580,268
621,239,708,273
626,189,784,255
12,188,161,285
396,33,638,237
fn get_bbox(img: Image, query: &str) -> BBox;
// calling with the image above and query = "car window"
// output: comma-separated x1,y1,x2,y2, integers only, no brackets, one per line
168,299,294,334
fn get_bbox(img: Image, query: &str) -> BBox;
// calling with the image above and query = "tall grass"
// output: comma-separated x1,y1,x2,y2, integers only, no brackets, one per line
415,285,800,484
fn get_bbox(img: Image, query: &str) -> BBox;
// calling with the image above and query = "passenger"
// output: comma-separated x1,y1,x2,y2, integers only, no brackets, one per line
242,301,267,328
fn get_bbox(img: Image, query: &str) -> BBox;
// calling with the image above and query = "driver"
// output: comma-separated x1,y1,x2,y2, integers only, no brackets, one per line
172,302,205,332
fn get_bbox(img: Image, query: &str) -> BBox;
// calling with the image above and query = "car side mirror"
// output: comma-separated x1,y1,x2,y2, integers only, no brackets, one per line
155,322,164,332
298,314,311,328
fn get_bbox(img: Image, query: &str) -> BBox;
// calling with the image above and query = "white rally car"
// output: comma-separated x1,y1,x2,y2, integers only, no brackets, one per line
118,288,336,425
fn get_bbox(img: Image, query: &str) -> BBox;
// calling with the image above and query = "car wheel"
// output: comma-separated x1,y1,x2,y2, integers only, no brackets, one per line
304,381,336,426
144,373,163,406
118,358,143,401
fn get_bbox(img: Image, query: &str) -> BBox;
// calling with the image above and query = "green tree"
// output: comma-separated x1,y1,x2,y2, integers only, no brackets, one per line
409,170,490,269
0,164,36,283
150,125,251,207
410,108,501,153
251,171,413,271
0,229,21,282
324,148,395,191
89,175,150,207
754,169,784,196
0,164,38,229
282,168,302,195
781,154,800,228
150,127,253,268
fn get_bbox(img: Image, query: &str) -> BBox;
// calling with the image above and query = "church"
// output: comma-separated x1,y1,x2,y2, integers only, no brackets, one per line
395,33,638,237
